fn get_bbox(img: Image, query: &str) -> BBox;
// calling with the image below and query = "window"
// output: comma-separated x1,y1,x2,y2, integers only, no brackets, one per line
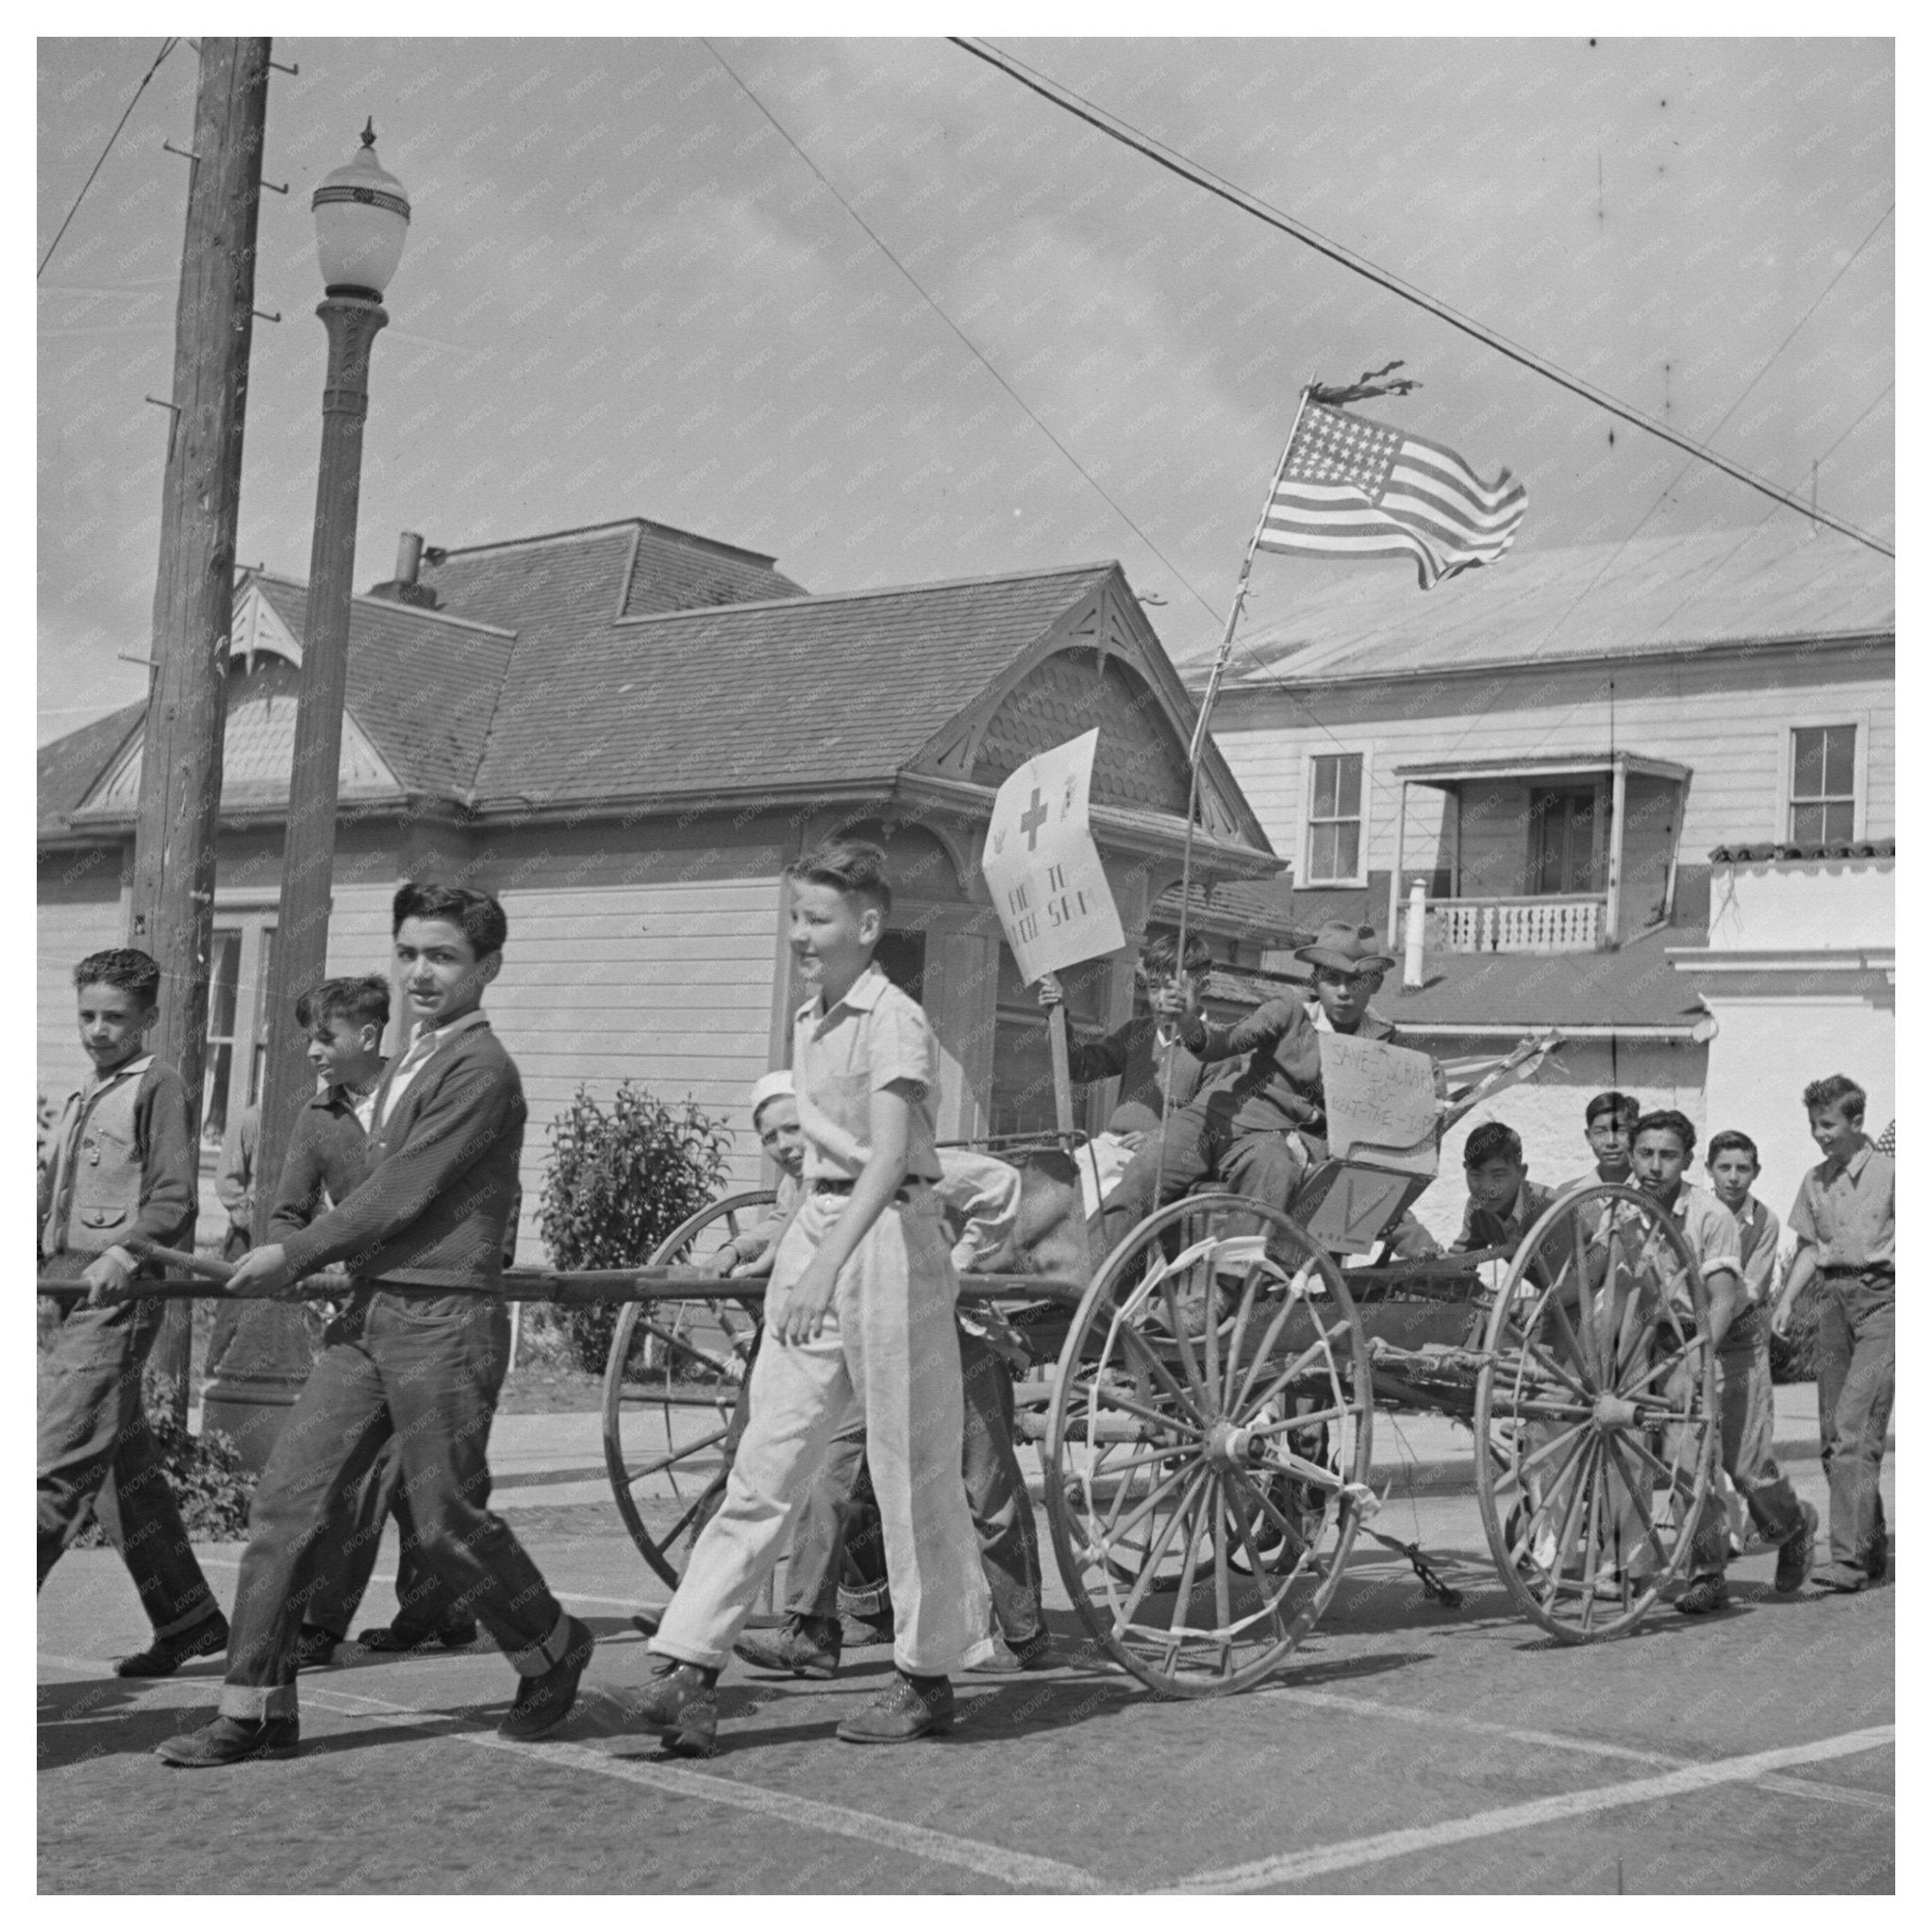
1307,753,1364,883
1790,724,1857,843
1527,784,1607,895
202,915,275,1149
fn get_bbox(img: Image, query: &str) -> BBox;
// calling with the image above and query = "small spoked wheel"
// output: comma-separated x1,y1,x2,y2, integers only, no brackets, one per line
601,1190,774,1589
1474,1183,1719,1642
1043,1194,1374,1698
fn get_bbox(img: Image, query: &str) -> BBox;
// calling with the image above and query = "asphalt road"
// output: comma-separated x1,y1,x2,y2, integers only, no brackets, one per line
39,1460,1891,1894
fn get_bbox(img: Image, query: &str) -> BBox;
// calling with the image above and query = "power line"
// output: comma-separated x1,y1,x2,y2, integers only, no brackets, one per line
38,39,179,280
950,36,1894,561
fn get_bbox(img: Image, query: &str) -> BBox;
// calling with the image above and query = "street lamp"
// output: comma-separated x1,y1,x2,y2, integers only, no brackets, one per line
202,124,410,1469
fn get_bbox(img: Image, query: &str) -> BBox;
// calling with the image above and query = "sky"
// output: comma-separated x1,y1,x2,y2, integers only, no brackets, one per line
36,35,1893,744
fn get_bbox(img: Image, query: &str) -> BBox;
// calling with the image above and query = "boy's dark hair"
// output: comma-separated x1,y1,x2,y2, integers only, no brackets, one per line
1585,1090,1641,1130
1140,931,1212,978
1706,1129,1759,1166
295,974,391,1035
74,947,161,1008
1463,1122,1524,1170
392,880,508,957
786,839,892,918
1633,1108,1696,1159
1802,1074,1866,1121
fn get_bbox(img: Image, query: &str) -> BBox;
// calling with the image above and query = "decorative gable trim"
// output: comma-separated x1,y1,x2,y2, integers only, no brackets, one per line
233,577,306,671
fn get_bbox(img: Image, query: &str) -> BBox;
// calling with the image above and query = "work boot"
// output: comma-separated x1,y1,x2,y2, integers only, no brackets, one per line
1812,1560,1869,1593
156,1714,300,1767
294,1624,342,1670
838,1609,894,1650
630,1657,719,1757
1774,1503,1818,1595
1675,1574,1729,1616
357,1619,479,1654
837,1671,956,1743
498,1616,595,1740
967,1626,1057,1674
732,1615,841,1679
115,1608,228,1679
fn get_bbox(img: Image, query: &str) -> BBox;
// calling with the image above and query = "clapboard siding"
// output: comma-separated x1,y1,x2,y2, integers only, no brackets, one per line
1213,642,1893,871
491,877,785,1259
38,858,126,1106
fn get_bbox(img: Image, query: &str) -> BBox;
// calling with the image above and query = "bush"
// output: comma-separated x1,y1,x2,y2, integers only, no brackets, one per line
539,1085,732,1374
1769,1278,1827,1384
74,1366,255,1546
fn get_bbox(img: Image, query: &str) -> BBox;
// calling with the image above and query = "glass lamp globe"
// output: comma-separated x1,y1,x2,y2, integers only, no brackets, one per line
311,121,410,299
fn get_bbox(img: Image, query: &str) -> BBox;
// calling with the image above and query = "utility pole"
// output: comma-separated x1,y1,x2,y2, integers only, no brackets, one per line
126,39,272,1427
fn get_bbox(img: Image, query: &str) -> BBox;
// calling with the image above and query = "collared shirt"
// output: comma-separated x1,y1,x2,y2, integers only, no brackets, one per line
1654,1182,1743,1307
1454,1178,1559,1256
1790,1139,1894,1271
375,1008,491,1130
791,963,942,1185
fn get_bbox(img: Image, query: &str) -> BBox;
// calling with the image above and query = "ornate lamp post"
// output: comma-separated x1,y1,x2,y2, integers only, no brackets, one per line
203,125,410,1469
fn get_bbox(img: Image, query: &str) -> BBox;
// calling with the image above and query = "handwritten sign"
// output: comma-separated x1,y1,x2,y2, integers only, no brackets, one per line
980,728,1125,982
1318,1033,1440,1177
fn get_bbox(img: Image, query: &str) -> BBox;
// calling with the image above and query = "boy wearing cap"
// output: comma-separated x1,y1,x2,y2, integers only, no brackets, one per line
1101,920,1406,1251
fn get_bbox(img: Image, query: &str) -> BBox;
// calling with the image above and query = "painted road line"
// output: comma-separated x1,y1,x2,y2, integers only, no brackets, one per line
37,1653,1101,1896
1260,1684,1893,1807
1166,1724,1896,1893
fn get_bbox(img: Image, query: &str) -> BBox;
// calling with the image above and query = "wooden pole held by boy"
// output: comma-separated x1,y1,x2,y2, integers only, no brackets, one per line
125,38,273,1426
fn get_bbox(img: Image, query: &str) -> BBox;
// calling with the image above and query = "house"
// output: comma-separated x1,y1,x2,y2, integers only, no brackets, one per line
37,519,1286,1255
1187,525,1894,1227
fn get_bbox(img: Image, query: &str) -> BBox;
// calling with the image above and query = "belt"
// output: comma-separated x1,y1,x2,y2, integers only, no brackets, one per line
1821,1262,1891,1279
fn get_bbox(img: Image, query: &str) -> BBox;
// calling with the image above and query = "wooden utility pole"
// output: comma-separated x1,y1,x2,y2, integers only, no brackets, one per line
126,39,272,1427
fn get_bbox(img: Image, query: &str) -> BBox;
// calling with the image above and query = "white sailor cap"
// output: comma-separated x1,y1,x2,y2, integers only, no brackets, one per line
748,1068,795,1120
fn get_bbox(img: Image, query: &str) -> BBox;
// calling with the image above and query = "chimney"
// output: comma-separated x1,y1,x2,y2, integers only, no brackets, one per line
367,529,439,607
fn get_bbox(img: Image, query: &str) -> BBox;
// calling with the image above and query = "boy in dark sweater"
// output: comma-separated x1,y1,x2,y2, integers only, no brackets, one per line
38,948,226,1674
158,884,591,1766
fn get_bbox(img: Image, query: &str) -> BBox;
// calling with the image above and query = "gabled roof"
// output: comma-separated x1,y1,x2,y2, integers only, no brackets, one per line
39,702,143,840
1187,526,1894,691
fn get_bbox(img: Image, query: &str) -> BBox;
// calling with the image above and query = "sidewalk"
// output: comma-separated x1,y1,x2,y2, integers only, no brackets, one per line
475,1378,1881,1511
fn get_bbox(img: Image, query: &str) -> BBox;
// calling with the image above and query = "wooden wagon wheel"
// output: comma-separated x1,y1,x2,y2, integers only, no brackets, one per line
1043,1193,1375,1698
601,1190,774,1590
1474,1182,1719,1643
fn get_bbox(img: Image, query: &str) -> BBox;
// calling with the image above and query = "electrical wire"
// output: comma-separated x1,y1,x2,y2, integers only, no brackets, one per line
38,39,179,280
949,36,1893,561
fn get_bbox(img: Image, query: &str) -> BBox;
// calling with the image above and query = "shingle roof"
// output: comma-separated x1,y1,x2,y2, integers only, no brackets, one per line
1186,527,1894,689
1151,876,1312,949
39,702,143,839
469,563,1118,807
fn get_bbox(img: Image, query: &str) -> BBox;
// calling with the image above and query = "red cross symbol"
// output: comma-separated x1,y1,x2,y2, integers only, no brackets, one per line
1020,788,1049,850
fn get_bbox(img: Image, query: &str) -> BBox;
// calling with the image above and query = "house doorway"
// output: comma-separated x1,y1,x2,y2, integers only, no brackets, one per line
1528,784,1607,895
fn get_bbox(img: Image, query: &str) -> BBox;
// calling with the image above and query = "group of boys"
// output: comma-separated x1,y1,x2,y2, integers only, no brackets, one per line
38,858,1892,1767
1451,1080,1893,1608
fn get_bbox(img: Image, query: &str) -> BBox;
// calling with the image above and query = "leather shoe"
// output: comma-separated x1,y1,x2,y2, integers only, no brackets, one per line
629,1657,718,1757
357,1620,479,1654
733,1616,840,1679
967,1626,1056,1674
1813,1560,1869,1593
294,1624,342,1670
1675,1574,1729,1616
116,1610,228,1679
836,1672,956,1743
1774,1503,1818,1594
156,1714,300,1767
838,1611,894,1649
498,1615,594,1740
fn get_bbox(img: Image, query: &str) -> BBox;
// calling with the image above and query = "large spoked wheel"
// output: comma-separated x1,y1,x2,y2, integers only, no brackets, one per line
1474,1183,1719,1642
602,1190,774,1589
1044,1193,1374,1698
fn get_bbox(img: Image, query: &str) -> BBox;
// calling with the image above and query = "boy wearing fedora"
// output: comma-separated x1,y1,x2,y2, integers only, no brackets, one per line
1102,920,1407,1251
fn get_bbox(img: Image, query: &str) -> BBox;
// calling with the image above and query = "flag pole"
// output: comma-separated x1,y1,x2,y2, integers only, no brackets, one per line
1156,386,1312,1192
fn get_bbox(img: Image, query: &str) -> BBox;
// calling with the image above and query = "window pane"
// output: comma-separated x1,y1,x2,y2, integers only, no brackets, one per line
1336,754,1362,818
1790,727,1824,802
1335,823,1359,877
1311,756,1338,819
1824,800,1855,843
1790,801,1824,844
207,930,242,1044
204,1043,234,1145
1310,823,1338,881
1823,724,1856,799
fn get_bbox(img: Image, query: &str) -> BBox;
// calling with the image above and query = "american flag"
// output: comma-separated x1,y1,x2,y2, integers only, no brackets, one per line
1258,399,1527,590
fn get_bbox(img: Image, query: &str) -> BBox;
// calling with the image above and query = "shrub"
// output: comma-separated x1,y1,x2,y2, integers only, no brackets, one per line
539,1085,732,1374
1769,1277,1827,1384
73,1366,255,1547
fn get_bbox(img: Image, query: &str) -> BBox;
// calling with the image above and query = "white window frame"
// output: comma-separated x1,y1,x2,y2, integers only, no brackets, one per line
1776,717,1866,843
1302,747,1372,888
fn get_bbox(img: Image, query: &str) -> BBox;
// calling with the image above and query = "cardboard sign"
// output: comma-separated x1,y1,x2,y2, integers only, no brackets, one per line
1317,1032,1440,1177
980,728,1125,982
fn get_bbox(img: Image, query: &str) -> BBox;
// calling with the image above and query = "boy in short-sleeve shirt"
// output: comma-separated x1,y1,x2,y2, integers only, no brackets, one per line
639,841,993,1755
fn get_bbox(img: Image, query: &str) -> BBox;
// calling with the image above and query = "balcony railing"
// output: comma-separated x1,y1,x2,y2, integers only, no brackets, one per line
1419,894,1606,955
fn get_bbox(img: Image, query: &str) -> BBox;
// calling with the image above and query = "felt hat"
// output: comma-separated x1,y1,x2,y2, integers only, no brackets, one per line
748,1069,795,1118
1294,920,1396,974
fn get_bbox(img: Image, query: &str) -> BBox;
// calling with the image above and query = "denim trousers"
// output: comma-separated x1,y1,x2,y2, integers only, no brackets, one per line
1814,1274,1894,1567
217,1290,570,1722
651,1190,993,1677
1103,1102,1305,1252
1715,1326,1804,1546
301,1435,460,1639
37,1293,223,1640
784,1323,1044,1641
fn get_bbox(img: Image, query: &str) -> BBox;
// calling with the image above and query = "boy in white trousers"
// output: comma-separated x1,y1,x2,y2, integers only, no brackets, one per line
633,840,992,1754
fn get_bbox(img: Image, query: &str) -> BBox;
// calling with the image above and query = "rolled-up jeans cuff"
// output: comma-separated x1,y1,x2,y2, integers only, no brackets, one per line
219,1681,299,1722
508,1607,573,1678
